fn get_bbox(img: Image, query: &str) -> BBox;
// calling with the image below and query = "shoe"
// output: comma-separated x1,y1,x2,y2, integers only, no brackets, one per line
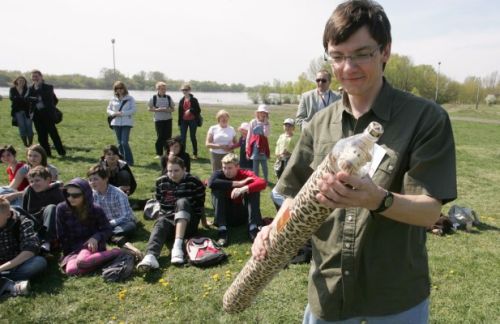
40,241,51,253
216,229,228,247
170,248,185,265
136,254,159,271
11,280,30,297
249,227,260,242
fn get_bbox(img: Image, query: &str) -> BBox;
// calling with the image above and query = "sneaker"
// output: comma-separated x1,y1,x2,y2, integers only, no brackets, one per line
170,248,185,265
216,229,228,247
40,241,51,253
136,254,159,271
11,280,30,297
249,227,260,242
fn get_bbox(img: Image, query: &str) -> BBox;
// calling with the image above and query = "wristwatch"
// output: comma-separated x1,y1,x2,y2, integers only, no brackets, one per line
371,190,394,213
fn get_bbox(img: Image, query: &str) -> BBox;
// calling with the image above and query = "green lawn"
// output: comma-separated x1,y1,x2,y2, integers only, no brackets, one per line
0,99,498,323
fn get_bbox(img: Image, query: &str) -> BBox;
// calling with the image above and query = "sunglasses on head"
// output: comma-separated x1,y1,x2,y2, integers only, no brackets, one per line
65,192,83,199
316,78,328,83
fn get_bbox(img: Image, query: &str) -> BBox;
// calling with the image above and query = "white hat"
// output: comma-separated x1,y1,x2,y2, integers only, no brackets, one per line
238,122,250,131
256,104,269,114
283,118,295,125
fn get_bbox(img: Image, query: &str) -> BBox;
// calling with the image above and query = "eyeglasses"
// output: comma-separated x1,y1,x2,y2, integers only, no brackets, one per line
315,78,328,83
65,192,83,199
324,45,382,66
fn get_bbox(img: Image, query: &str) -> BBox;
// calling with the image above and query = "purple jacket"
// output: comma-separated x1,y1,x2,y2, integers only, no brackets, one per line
55,178,112,256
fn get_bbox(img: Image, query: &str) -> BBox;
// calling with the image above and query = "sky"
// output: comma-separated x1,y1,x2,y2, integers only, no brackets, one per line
2,0,499,86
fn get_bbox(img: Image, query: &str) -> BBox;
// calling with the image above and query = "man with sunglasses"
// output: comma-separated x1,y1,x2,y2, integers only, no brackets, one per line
295,70,340,130
253,0,456,322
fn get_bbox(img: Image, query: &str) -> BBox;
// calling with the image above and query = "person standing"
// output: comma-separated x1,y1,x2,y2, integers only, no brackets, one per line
246,105,271,182
295,69,340,130
178,83,201,160
205,110,238,172
253,1,457,322
148,81,175,158
9,76,34,147
28,70,66,157
107,81,136,166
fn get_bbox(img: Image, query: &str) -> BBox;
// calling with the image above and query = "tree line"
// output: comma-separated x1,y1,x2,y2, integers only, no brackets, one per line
1,54,499,105
0,69,245,93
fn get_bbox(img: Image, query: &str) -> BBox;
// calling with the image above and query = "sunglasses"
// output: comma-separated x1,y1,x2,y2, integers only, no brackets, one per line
65,192,84,199
315,78,328,83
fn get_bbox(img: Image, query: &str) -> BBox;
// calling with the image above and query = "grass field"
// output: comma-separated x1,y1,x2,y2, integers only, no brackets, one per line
0,98,498,323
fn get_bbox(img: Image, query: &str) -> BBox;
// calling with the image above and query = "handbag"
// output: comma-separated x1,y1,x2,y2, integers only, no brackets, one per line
273,159,286,178
143,199,161,220
108,99,128,129
11,116,18,127
196,115,203,127
53,107,63,124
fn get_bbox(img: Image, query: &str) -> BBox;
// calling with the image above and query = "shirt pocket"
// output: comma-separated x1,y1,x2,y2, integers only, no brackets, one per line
371,145,398,188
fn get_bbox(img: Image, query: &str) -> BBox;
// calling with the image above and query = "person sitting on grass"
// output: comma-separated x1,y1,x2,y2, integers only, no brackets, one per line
22,166,65,253
0,145,29,192
137,156,205,270
56,178,121,276
99,145,137,196
0,198,47,297
87,165,142,259
208,153,266,247
160,135,191,174
0,144,58,207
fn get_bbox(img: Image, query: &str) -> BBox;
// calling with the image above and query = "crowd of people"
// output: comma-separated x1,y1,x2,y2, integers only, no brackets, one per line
1,70,303,299
1,1,457,323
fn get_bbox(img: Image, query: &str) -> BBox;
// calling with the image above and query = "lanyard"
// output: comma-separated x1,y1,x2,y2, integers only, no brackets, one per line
320,91,331,107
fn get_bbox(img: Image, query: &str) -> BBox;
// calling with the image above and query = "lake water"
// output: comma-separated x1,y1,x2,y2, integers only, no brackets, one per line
0,87,253,105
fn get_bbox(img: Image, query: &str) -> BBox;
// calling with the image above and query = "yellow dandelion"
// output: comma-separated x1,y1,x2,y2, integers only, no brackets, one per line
238,259,243,263
159,278,165,283
212,273,220,281
449,270,455,274
203,284,210,288
245,251,250,256
112,316,117,320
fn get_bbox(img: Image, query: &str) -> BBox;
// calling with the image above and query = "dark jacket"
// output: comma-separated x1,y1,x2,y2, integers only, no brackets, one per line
22,182,65,222
27,82,58,122
178,94,201,126
55,178,112,256
0,208,40,264
9,86,30,116
99,158,137,195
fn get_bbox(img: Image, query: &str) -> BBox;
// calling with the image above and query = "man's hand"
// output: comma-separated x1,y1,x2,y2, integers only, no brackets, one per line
119,186,131,196
86,238,99,253
316,171,385,210
230,186,248,199
251,225,272,261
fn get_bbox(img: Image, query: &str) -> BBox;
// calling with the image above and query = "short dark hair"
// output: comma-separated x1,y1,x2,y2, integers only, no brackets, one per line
323,0,391,50
0,145,17,159
30,69,43,77
317,69,332,81
28,165,51,180
87,164,109,179
102,145,122,159
167,156,185,169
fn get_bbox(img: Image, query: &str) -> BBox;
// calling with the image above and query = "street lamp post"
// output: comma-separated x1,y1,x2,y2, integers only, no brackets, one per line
434,61,441,102
111,38,116,81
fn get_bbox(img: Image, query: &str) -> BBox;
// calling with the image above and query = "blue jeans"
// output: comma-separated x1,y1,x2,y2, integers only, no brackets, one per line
252,158,268,182
2,256,47,281
302,298,429,324
180,119,198,156
15,111,34,138
113,126,134,165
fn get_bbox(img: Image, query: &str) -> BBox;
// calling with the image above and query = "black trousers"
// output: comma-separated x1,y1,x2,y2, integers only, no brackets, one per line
33,111,65,156
155,119,172,156
212,190,262,227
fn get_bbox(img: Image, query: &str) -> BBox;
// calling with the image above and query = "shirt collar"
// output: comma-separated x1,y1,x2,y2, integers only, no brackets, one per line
340,78,394,122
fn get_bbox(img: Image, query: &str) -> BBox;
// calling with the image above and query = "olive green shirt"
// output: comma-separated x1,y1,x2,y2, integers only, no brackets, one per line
276,80,457,321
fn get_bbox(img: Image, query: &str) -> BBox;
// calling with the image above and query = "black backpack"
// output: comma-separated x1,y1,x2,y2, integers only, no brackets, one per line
152,94,172,108
186,237,227,267
101,251,135,282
